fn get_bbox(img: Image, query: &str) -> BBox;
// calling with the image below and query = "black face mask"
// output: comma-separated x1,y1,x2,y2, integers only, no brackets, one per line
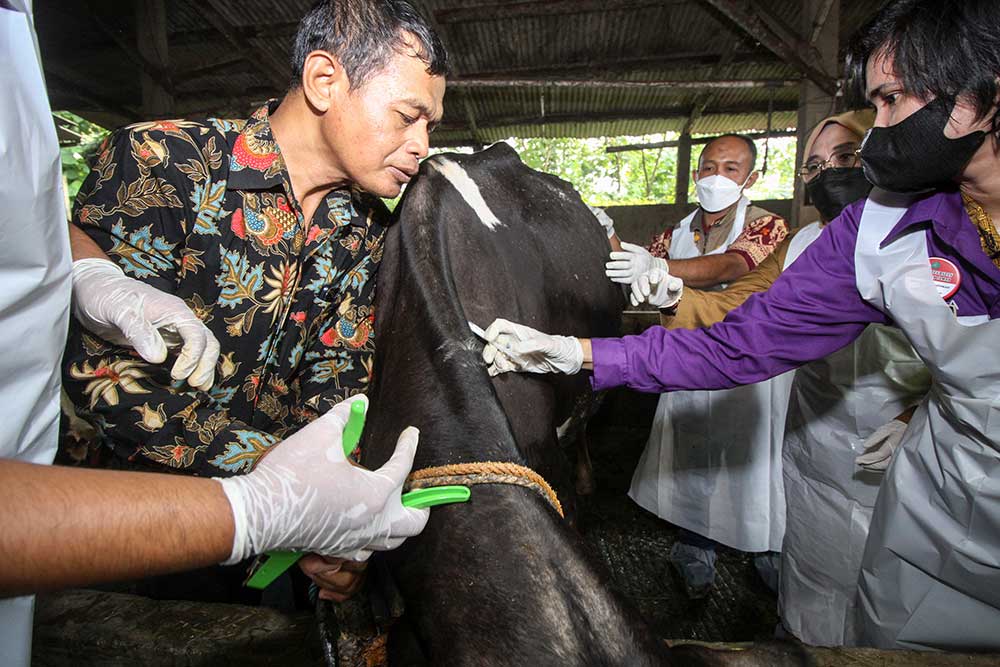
805,167,873,222
859,97,988,194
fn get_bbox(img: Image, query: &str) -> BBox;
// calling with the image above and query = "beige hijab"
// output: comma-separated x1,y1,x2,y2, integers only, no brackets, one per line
802,109,876,160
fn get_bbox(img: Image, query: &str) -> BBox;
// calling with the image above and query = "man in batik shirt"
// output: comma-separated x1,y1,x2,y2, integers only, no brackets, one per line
61,0,448,489
643,135,788,288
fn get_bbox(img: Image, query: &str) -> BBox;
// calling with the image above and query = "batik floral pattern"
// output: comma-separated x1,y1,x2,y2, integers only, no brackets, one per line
60,102,388,477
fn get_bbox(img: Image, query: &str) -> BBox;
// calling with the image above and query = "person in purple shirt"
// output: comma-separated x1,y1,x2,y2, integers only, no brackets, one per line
483,0,1000,652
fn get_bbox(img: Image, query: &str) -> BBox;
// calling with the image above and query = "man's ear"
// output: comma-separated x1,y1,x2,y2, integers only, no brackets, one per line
301,50,349,113
691,169,699,183
745,170,760,189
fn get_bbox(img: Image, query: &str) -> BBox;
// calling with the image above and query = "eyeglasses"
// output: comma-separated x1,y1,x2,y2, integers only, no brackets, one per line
798,147,860,180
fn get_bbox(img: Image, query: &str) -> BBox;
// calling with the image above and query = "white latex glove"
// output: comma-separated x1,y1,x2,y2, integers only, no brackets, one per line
630,268,684,308
605,241,668,285
217,395,429,563
855,419,908,472
481,318,583,377
71,258,220,390
587,205,617,239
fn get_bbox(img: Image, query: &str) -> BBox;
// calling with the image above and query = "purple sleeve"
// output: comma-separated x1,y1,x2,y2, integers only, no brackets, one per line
591,204,891,393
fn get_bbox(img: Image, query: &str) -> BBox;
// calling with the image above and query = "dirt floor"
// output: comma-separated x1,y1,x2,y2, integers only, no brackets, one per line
577,388,780,643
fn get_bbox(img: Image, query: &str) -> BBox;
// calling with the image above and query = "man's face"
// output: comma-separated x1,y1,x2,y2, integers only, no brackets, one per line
323,40,446,198
866,49,992,138
694,136,755,186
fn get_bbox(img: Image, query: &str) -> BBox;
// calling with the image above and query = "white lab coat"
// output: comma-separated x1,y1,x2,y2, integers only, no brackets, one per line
777,222,929,646
0,4,73,665
853,189,1000,650
630,197,792,552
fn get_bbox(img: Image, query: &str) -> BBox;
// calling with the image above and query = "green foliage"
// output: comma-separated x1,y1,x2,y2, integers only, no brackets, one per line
505,135,681,206
395,133,798,210
55,111,110,201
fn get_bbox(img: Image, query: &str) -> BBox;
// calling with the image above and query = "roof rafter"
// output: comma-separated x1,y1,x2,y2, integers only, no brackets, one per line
699,0,837,95
605,128,796,153
448,77,798,90
199,0,288,92
436,0,689,24
437,101,799,134
682,39,739,134
82,1,174,95
458,52,785,79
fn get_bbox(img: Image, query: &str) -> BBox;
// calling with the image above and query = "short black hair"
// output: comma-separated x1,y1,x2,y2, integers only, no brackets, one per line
700,133,758,170
290,0,450,90
846,0,1000,126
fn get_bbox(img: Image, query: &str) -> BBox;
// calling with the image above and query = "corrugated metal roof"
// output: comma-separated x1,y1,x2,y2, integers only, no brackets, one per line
36,0,883,140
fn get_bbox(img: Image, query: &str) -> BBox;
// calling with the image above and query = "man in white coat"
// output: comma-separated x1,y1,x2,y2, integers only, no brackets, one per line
605,135,790,597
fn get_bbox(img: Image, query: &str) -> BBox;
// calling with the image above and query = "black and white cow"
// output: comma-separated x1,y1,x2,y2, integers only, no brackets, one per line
360,143,803,666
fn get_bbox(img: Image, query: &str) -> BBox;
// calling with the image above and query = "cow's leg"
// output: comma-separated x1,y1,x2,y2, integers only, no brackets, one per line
575,428,595,496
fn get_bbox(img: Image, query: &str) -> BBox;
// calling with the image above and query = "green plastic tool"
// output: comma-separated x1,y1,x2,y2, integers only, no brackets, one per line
245,402,470,589
402,485,471,508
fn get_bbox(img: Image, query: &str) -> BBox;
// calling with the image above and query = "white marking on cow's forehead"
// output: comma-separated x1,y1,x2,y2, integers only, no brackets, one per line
429,158,504,231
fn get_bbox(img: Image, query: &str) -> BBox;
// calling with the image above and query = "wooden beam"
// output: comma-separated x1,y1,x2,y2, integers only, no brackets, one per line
675,132,692,204
174,86,276,108
700,0,837,95
606,129,797,153
809,0,838,46
437,102,799,133
178,79,797,108
44,69,140,124
448,78,799,90
82,1,173,96
199,0,289,91
176,56,248,81
458,52,786,79
456,90,483,149
168,22,299,47
436,0,688,24
136,0,173,116
681,40,737,135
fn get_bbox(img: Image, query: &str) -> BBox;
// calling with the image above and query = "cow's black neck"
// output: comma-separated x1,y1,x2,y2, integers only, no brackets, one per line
360,144,674,665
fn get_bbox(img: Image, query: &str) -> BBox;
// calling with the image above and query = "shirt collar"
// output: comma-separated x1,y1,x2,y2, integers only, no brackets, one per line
227,101,372,231
695,200,738,233
227,100,291,193
880,186,1000,282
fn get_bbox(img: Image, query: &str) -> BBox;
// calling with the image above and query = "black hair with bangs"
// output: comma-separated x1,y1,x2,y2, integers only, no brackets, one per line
846,0,1000,129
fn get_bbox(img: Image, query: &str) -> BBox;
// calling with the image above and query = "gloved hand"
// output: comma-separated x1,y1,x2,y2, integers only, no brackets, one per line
216,395,429,563
855,419,908,471
482,318,583,377
71,258,220,390
605,241,668,285
630,268,684,308
587,205,617,239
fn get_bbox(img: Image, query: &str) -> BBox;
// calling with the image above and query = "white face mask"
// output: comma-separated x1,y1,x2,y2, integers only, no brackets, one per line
695,173,752,213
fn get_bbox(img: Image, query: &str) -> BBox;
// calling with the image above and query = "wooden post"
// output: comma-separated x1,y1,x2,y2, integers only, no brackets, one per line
792,0,839,227
675,132,692,205
136,0,173,117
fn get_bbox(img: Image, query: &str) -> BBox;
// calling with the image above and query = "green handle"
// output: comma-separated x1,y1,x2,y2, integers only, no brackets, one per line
401,485,471,508
244,406,472,590
245,401,368,590
341,400,366,458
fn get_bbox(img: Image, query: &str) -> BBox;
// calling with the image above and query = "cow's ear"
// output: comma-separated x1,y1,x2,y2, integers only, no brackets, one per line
301,49,349,113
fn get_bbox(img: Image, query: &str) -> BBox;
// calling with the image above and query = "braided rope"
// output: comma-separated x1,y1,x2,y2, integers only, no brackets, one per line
405,461,564,518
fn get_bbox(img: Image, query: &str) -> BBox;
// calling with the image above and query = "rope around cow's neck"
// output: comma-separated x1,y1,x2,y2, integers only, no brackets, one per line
405,461,564,518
